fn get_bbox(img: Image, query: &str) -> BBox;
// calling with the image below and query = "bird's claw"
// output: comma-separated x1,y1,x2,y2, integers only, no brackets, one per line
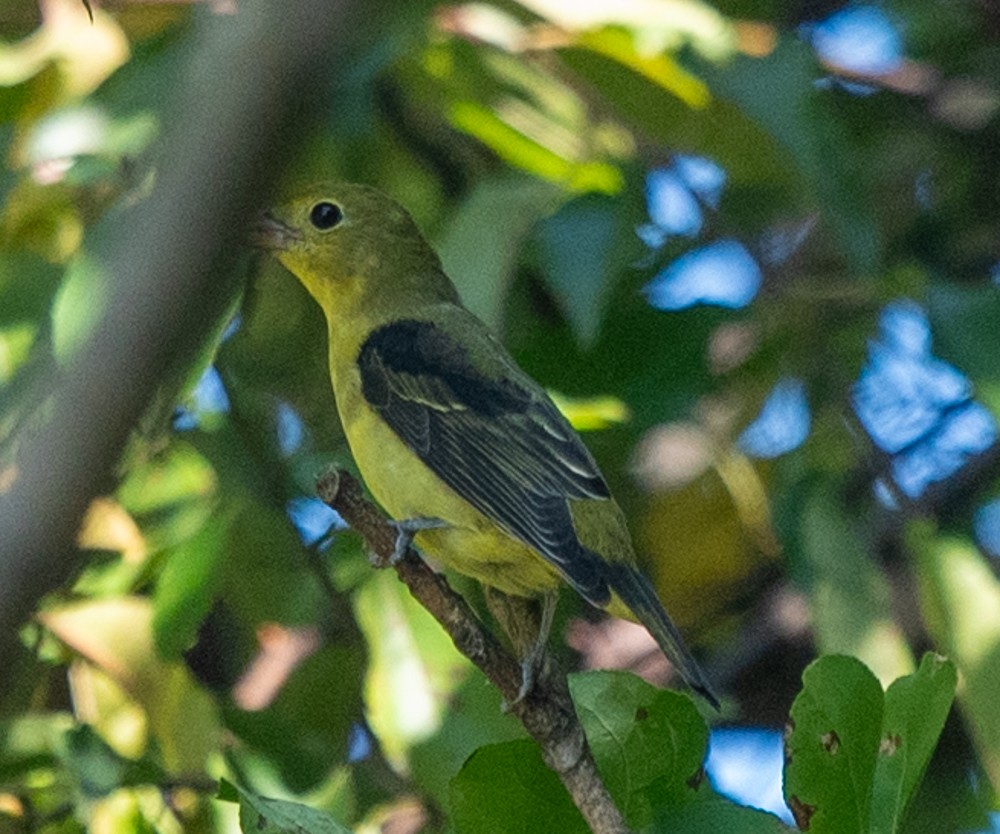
517,650,543,702
385,516,447,565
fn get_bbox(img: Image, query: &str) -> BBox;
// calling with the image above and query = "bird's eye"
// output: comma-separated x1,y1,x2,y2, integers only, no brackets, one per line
310,201,343,230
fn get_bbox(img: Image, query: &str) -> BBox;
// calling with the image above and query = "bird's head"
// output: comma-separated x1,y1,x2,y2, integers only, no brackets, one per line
252,182,453,315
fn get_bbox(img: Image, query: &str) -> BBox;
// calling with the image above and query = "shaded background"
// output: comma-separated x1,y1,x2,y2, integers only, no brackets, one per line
1,0,999,830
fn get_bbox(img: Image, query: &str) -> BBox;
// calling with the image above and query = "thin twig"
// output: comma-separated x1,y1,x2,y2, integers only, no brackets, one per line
316,469,629,834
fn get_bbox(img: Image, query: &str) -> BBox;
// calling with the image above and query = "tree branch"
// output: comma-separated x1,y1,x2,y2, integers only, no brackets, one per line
0,0,374,677
316,469,629,834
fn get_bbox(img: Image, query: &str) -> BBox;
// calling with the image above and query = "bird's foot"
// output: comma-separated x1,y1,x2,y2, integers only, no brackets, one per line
384,516,447,565
503,592,558,709
517,645,546,703
500,647,549,712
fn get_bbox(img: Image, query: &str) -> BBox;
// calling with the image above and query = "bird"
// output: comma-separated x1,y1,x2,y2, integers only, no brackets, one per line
252,182,718,708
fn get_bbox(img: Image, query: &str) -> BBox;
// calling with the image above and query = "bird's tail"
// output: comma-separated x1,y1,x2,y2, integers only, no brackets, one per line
605,562,720,710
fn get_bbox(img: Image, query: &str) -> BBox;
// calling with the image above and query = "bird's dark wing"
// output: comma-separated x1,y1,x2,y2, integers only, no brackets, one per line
358,318,612,605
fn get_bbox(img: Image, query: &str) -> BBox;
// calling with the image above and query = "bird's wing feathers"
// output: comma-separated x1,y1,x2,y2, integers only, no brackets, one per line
358,318,612,605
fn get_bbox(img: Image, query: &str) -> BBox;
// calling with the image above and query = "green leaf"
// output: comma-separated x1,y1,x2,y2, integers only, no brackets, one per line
410,675,523,807
63,724,129,798
704,38,880,272
217,778,352,834
783,654,883,834
559,47,791,189
797,483,913,684
0,251,61,327
219,499,326,627
0,713,74,782
927,283,1000,383
116,439,218,550
447,99,622,194
568,670,707,828
657,797,793,832
531,192,645,347
437,174,560,332
152,512,231,659
911,526,1000,788
51,252,110,366
449,739,588,834
870,653,957,834
61,724,166,799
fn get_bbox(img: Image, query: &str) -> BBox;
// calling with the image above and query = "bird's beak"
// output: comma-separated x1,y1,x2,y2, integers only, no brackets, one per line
249,212,302,251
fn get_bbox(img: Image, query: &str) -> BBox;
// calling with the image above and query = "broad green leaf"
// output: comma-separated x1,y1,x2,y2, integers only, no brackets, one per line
568,670,707,828
116,439,218,552
798,484,913,685
927,283,1000,384
219,499,326,628
218,778,352,834
510,214,724,431
61,724,166,799
89,791,161,834
0,251,61,327
704,38,879,272
63,724,129,798
409,675,524,806
657,797,792,833
911,526,1000,788
51,252,109,365
577,26,712,109
531,192,645,347
0,322,37,385
437,174,560,331
870,653,957,834
783,655,882,834
449,739,588,834
152,511,231,659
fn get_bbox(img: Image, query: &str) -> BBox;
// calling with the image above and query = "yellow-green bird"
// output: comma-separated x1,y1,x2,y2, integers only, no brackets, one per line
253,183,718,708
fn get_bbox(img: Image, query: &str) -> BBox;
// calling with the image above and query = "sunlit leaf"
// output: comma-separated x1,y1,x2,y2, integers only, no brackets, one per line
911,526,1000,788
578,27,711,109
549,391,630,431
448,100,622,194
40,597,221,775
354,570,470,767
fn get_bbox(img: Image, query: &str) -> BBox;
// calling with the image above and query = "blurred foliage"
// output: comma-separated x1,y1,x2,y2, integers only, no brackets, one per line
2,0,1000,831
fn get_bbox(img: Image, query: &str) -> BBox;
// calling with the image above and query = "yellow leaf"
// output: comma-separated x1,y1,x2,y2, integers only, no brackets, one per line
40,597,220,775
